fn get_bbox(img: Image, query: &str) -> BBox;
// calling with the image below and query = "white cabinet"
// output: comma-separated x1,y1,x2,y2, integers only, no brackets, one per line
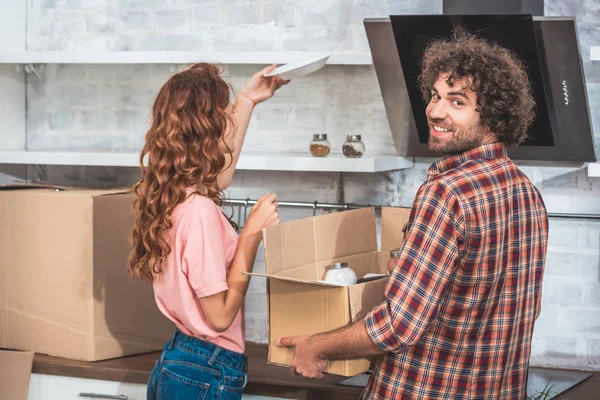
27,374,288,400
28,374,146,400
28,374,41,400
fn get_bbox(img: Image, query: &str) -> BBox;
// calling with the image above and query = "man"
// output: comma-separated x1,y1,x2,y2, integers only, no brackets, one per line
277,28,549,399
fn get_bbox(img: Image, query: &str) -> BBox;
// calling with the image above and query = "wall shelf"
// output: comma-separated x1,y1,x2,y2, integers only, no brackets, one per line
591,46,599,61
0,151,412,172
588,162,600,177
0,2,387,175
0,51,372,65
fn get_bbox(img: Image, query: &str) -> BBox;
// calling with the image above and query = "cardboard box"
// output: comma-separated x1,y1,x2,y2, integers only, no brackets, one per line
0,349,34,400
251,207,411,376
0,185,174,361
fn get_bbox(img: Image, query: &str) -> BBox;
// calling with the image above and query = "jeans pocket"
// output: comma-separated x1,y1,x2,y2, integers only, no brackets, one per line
224,374,245,388
218,370,246,400
157,367,211,400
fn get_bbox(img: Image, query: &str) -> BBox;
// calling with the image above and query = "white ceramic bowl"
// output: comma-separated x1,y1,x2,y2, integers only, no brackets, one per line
264,53,331,80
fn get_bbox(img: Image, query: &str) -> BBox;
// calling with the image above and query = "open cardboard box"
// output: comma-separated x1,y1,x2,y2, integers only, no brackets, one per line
0,184,174,361
249,206,410,376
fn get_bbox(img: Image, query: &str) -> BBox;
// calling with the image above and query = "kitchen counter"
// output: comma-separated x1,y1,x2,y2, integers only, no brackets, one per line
31,343,600,399
32,343,363,399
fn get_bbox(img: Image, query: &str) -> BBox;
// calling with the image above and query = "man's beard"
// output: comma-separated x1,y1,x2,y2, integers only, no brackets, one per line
428,121,484,155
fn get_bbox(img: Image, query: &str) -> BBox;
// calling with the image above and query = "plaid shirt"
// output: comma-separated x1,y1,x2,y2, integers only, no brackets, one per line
363,143,548,399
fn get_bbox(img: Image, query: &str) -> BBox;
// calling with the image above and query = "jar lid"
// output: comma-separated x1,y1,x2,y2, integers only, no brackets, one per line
326,262,349,269
313,133,328,140
389,247,403,258
346,134,361,141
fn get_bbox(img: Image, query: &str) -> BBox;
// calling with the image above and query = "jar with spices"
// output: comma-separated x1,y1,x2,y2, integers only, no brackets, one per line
387,247,403,273
323,262,358,285
342,134,365,158
309,134,331,157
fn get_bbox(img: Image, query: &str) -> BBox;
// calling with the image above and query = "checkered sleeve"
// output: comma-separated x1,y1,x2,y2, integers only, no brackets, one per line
366,182,463,352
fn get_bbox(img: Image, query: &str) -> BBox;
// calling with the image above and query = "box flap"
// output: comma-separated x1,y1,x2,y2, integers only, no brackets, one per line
381,207,411,252
0,349,34,400
248,249,388,287
263,208,378,279
244,272,348,287
348,277,389,322
75,187,133,197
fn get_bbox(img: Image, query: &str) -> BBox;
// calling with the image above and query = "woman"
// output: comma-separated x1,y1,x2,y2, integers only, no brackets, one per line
127,62,288,400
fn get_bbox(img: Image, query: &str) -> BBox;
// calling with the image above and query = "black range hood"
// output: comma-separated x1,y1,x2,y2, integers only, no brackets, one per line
364,14,597,163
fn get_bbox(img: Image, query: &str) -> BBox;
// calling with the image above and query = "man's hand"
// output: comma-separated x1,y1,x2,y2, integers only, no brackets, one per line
277,335,328,379
276,320,383,379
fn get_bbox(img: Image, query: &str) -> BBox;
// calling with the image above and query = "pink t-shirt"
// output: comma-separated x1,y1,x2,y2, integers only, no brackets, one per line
152,187,244,354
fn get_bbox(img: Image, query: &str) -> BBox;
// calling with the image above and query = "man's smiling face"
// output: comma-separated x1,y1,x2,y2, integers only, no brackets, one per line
426,72,488,155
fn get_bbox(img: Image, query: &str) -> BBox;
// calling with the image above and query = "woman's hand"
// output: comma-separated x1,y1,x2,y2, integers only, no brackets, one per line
240,64,290,105
241,193,280,241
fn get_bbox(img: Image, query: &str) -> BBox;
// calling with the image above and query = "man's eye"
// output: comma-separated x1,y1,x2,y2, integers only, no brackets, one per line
452,99,463,106
431,94,440,100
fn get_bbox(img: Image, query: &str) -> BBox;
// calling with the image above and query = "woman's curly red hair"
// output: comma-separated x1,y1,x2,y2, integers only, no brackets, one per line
128,63,234,282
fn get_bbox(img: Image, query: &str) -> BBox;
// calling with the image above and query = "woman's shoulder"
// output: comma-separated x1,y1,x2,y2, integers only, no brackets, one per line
173,190,222,229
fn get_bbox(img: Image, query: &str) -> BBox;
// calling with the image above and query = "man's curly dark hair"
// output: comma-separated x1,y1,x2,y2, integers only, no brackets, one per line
419,27,536,147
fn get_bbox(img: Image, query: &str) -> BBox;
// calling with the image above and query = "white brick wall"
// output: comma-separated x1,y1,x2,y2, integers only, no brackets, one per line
26,0,439,52
20,0,600,369
529,216,600,369
26,63,395,156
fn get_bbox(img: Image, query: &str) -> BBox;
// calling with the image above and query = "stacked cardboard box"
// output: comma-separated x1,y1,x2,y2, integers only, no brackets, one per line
0,185,174,361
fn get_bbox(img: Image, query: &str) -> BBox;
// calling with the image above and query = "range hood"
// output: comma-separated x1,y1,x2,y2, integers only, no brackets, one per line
364,15,597,162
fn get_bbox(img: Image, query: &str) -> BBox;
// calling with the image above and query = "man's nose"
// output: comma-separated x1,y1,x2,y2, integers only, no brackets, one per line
428,101,448,121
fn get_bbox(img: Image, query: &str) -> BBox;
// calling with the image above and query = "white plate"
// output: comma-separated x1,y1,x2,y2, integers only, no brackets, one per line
263,53,331,80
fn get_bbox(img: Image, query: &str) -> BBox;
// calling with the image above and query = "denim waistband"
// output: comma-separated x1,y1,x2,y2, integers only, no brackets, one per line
166,330,247,371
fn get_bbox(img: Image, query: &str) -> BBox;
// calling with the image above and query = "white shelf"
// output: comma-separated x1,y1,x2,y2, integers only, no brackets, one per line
591,46,600,61
237,153,413,172
0,151,412,172
588,162,600,177
0,51,372,65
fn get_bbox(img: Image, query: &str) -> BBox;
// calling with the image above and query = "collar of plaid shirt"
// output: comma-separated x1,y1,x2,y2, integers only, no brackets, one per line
427,142,508,176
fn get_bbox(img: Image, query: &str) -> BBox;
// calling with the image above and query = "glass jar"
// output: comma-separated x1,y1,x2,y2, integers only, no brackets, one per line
342,134,365,158
323,262,358,285
309,134,331,157
387,247,403,273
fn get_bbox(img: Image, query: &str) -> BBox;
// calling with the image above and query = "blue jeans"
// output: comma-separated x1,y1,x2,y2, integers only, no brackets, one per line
147,330,248,400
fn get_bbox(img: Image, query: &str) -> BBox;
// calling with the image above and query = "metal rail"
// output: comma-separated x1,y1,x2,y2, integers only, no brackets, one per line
223,198,600,220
